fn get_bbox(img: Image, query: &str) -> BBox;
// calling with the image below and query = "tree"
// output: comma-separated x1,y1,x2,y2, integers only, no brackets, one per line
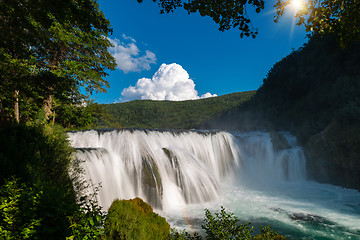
0,0,116,122
143,0,359,46
275,0,360,47
33,4,116,121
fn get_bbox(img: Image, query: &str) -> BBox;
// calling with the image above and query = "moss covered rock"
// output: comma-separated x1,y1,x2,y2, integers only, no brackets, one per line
141,154,163,209
105,197,170,240
270,131,290,151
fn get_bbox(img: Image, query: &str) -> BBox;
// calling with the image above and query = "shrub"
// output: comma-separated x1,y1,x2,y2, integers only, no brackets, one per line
170,207,286,240
202,207,253,240
66,197,106,240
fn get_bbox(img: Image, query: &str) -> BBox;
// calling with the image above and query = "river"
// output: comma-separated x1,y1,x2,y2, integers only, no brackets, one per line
68,129,360,239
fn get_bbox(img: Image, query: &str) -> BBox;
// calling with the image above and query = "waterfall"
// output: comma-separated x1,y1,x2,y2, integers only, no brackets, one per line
68,129,306,211
234,132,306,184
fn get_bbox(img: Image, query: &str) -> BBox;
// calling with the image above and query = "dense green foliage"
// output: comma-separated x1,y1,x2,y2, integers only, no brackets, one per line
0,178,41,239
0,124,74,186
92,91,255,129
54,104,94,130
105,197,170,240
170,207,285,240
251,34,360,143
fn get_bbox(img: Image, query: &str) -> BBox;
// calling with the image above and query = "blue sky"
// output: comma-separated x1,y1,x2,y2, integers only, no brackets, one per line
93,0,308,103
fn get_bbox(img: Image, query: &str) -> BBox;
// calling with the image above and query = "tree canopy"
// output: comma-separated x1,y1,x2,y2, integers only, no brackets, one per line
144,0,360,45
139,0,264,38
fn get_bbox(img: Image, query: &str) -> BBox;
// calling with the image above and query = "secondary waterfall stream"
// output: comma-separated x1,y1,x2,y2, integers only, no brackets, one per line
68,129,360,239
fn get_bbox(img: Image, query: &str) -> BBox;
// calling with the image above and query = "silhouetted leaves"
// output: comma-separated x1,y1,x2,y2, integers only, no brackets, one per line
147,0,264,38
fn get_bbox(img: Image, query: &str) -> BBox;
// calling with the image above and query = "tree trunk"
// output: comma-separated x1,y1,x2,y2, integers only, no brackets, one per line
52,109,56,124
14,90,19,123
44,94,53,123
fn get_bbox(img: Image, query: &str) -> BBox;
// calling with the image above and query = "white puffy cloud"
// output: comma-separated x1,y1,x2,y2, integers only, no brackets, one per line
108,35,156,73
120,63,217,102
200,92,217,98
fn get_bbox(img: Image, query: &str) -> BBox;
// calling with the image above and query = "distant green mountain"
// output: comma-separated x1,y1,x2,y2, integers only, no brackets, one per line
92,91,255,129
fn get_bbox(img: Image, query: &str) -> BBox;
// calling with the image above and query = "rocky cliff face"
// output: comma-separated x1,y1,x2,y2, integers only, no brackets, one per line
304,121,360,190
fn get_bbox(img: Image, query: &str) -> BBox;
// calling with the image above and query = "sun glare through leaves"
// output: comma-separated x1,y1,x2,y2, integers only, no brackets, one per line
290,0,305,12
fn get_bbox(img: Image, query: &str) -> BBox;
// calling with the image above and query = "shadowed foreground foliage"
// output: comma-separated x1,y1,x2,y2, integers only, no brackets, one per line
0,124,77,239
0,124,107,239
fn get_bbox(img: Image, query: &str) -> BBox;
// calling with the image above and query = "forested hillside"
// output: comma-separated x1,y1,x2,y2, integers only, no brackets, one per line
206,34,360,190
91,91,255,129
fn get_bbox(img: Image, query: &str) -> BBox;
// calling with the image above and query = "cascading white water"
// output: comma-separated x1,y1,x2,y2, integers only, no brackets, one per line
68,129,360,239
68,129,244,210
68,129,306,211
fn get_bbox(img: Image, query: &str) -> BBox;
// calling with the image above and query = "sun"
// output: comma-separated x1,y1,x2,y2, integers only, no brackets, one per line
290,0,305,11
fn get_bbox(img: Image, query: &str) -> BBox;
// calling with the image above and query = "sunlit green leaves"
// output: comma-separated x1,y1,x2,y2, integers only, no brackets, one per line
274,0,360,46
0,179,41,239
67,198,106,240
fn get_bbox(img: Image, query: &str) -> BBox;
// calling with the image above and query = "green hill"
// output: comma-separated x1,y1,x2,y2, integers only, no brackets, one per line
92,91,255,129
205,34,360,190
